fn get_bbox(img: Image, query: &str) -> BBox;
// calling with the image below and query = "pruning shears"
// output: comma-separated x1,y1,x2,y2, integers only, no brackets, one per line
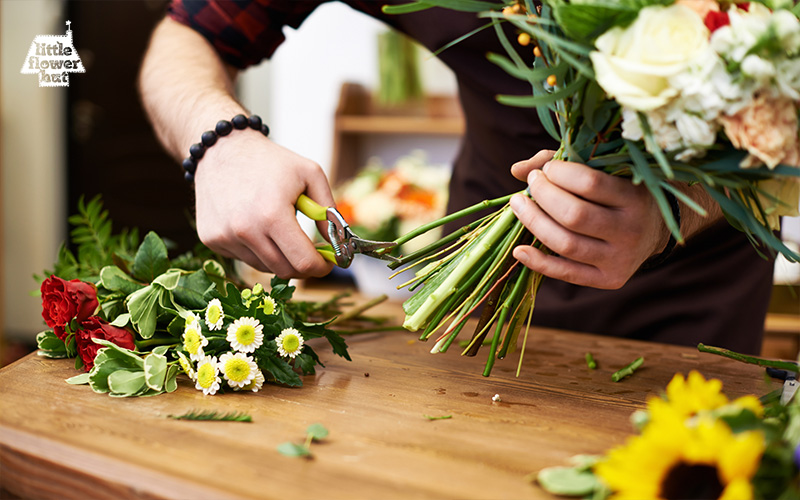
767,367,799,405
296,194,399,269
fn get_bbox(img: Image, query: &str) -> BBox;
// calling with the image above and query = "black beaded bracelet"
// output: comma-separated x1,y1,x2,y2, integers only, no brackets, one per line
641,191,682,269
182,114,269,182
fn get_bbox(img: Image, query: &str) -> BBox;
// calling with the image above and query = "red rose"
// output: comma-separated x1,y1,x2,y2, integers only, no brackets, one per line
76,316,136,371
41,275,99,340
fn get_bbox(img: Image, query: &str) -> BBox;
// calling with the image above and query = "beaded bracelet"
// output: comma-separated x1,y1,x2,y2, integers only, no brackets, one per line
182,114,269,182
641,191,681,269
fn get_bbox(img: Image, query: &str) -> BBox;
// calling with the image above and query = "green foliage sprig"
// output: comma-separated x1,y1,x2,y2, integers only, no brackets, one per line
168,410,253,422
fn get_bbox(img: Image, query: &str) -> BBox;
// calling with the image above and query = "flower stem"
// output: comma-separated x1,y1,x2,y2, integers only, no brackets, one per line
611,357,644,382
697,344,798,372
393,193,517,248
135,337,178,350
403,206,517,332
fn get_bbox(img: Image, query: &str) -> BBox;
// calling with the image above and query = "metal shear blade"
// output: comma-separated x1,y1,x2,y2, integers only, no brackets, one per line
326,207,399,268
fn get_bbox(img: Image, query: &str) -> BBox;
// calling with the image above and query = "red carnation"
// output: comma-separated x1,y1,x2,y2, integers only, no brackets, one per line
76,316,136,371
705,10,731,32
40,276,98,340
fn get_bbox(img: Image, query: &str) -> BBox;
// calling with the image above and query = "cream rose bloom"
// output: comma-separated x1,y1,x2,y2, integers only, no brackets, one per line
590,4,710,111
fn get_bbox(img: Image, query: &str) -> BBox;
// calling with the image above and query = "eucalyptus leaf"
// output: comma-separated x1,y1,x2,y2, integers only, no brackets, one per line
132,231,169,283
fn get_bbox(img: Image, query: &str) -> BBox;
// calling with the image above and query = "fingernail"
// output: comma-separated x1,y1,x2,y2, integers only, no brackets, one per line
542,161,551,173
528,169,542,184
510,194,523,213
513,247,528,266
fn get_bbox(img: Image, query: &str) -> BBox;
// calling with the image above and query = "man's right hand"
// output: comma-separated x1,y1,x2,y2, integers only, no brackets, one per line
194,129,335,279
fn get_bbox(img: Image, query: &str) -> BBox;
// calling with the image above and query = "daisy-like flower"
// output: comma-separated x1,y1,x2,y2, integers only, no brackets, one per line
219,351,258,389
259,295,278,315
276,327,304,359
594,410,765,500
182,320,208,361
226,316,264,353
194,355,221,395
176,351,195,379
239,368,265,393
184,311,201,328
205,298,224,331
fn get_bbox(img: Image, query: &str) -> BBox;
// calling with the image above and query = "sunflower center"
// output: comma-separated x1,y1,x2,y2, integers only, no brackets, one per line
235,325,256,345
282,334,300,353
224,358,251,382
196,363,216,389
660,462,724,500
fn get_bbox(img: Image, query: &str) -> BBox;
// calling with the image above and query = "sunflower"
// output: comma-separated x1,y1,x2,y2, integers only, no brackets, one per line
647,371,764,423
594,409,765,500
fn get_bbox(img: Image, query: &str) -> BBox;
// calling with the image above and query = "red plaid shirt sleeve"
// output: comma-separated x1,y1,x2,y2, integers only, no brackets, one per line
168,0,326,69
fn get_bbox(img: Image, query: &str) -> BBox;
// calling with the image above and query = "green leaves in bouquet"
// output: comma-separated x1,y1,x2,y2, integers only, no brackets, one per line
131,231,169,283
36,330,69,359
545,0,672,44
43,195,140,282
382,0,504,15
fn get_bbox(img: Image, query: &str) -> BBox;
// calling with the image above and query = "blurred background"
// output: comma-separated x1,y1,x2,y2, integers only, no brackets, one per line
1,0,797,366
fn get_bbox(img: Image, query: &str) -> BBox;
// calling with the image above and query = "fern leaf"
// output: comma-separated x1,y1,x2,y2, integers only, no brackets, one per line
168,409,253,422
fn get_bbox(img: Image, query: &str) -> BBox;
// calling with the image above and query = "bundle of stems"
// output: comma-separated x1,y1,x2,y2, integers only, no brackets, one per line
388,193,545,377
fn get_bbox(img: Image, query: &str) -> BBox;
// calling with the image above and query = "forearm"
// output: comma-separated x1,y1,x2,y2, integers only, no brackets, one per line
138,17,246,163
672,182,723,245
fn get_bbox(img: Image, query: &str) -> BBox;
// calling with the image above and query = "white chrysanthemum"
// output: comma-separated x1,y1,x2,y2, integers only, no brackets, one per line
276,327,304,359
239,369,265,393
176,351,195,380
183,321,208,361
219,352,258,389
226,316,264,353
195,356,221,395
260,295,277,315
205,298,224,331
184,312,201,328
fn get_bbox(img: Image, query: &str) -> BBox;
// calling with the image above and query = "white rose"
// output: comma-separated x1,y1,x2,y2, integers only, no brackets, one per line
776,59,800,100
741,54,776,84
773,9,800,54
590,4,710,111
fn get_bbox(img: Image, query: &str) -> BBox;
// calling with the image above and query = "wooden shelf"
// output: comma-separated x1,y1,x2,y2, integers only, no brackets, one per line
329,82,464,185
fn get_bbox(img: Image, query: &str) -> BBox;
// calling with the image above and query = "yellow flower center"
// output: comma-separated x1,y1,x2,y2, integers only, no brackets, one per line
235,324,256,346
281,334,300,353
207,305,222,325
224,358,251,382
196,363,216,389
261,297,275,315
184,329,202,355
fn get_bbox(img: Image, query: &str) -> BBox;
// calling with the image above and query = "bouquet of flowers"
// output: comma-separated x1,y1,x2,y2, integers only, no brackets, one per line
35,197,351,397
335,150,450,254
535,370,800,499
382,0,800,375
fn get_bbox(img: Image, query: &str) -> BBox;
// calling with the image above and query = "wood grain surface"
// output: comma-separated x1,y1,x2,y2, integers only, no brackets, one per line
0,296,778,500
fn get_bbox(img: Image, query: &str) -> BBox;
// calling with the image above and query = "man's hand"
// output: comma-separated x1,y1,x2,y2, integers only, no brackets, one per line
509,150,670,289
194,131,335,279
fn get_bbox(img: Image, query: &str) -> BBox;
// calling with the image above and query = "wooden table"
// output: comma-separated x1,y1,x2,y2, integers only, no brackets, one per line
0,295,778,500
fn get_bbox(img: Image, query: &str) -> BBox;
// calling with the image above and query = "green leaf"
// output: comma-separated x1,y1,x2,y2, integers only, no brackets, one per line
173,270,214,309
143,352,168,390
99,265,144,295
153,269,182,290
259,355,302,387
110,313,131,328
164,364,179,393
202,260,227,295
126,285,162,339
107,370,147,396
277,442,310,458
324,331,351,361
306,423,329,440
537,465,601,496
36,330,69,358
497,76,588,108
132,231,169,283
169,409,252,422
66,373,90,385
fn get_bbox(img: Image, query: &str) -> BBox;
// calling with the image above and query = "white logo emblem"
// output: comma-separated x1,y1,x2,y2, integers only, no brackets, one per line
21,21,85,87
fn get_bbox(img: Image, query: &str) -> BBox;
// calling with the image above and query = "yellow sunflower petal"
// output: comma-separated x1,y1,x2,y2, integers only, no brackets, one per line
719,477,754,500
718,430,765,483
